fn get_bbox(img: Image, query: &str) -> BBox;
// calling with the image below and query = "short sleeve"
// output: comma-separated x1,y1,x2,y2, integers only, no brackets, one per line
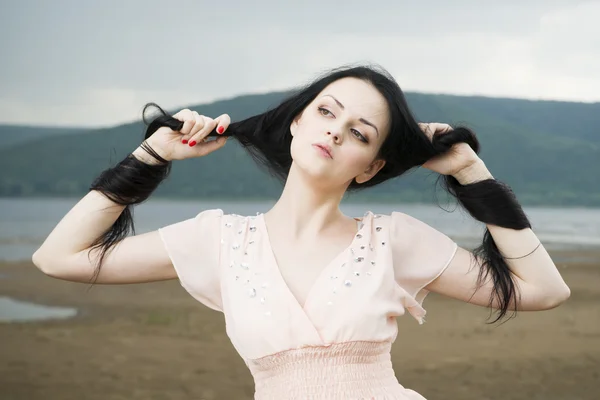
390,211,458,307
158,208,224,312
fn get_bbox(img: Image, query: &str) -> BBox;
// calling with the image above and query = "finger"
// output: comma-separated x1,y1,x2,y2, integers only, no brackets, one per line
181,112,206,143
214,113,231,135
185,113,233,146
172,109,195,135
418,122,432,135
418,122,433,138
430,122,452,133
441,123,453,133
195,135,228,156
187,115,218,146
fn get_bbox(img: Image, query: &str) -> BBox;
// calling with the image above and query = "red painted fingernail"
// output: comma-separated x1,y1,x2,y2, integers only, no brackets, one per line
181,139,188,144
188,140,196,146
217,126,224,134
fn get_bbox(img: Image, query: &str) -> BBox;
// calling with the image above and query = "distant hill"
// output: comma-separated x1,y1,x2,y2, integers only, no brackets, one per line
1,91,599,207
0,125,91,149
441,96,600,145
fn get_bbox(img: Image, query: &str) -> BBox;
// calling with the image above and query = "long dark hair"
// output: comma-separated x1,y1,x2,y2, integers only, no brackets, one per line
91,63,532,323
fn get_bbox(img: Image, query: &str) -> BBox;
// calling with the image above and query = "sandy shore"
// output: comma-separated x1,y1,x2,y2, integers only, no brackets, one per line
1,249,599,400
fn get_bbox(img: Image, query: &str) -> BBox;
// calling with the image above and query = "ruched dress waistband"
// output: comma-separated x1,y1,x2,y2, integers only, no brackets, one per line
245,341,426,400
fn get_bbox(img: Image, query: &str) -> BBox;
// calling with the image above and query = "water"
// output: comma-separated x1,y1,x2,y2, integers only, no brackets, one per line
1,197,600,263
0,296,77,322
1,197,599,322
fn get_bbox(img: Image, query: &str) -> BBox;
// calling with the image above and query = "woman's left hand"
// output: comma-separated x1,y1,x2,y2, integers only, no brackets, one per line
419,122,482,176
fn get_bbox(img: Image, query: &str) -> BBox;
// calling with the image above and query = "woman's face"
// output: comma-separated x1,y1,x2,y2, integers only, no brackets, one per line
290,77,390,189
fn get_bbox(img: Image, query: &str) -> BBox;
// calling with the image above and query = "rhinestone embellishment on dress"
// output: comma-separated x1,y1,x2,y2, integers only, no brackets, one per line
344,280,352,287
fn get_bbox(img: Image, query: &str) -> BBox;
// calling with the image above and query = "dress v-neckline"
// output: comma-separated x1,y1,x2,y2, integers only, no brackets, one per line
258,212,368,312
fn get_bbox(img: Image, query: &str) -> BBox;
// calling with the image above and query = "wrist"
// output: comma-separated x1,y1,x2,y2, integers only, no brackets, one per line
132,146,164,165
453,160,494,185
132,139,171,166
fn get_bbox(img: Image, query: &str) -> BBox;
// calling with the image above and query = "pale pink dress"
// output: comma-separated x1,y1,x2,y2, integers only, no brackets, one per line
158,209,458,399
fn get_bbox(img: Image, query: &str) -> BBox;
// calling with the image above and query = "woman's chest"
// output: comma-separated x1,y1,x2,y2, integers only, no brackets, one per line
272,243,348,307
218,212,407,360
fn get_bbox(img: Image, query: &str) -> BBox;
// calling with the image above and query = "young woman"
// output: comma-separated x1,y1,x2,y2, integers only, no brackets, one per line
32,64,570,399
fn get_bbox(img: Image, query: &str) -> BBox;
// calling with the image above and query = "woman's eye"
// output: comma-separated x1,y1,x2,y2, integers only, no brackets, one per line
318,107,332,116
352,129,368,143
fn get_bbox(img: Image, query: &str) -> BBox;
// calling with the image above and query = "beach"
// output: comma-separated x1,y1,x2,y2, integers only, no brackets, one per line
1,249,599,400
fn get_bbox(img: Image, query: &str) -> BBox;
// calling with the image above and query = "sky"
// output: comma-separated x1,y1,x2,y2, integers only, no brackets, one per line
1,0,599,127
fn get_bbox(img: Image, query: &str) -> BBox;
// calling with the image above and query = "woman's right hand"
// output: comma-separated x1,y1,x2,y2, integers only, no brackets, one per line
146,109,231,161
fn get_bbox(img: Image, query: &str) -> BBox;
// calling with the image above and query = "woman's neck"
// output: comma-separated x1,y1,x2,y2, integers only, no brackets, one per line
265,163,353,240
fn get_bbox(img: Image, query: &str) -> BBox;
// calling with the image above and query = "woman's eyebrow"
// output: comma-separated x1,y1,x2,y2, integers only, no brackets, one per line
322,94,380,137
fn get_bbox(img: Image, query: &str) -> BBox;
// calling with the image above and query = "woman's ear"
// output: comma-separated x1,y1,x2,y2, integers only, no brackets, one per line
355,159,386,184
290,113,303,137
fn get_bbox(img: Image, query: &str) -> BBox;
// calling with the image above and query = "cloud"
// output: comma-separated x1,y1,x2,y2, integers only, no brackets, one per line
0,0,598,127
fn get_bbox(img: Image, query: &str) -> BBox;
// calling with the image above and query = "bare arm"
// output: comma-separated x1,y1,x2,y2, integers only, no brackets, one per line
427,163,570,311
32,109,230,284
31,147,176,284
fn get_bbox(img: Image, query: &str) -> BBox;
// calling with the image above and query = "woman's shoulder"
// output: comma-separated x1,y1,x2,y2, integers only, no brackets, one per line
361,210,446,245
357,210,414,223
367,210,430,227
193,209,262,220
217,211,263,234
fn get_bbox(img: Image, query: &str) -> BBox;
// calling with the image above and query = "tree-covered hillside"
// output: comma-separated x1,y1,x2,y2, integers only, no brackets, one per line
1,91,598,207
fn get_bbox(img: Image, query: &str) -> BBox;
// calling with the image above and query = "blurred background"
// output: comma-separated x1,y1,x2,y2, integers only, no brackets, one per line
1,1,599,399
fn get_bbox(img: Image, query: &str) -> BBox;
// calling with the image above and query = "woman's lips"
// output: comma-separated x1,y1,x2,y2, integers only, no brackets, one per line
312,144,332,159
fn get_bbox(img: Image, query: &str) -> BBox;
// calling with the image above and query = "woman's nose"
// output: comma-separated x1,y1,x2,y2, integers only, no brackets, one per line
327,131,341,143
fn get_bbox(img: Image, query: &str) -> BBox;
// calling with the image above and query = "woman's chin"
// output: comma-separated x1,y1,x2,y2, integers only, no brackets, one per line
290,158,351,186
301,168,351,188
